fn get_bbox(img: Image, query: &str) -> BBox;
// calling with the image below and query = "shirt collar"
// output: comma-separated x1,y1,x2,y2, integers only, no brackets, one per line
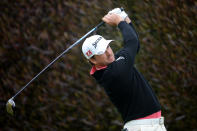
90,65,107,75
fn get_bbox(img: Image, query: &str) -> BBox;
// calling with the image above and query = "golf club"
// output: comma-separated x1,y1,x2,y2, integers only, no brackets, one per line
6,21,104,115
6,8,124,115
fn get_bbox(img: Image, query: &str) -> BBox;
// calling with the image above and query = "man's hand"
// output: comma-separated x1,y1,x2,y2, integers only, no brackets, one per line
102,13,124,26
108,8,128,20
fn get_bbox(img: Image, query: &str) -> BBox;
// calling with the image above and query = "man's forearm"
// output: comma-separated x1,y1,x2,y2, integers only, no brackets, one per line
118,21,138,45
118,21,139,66
125,17,138,38
127,18,140,53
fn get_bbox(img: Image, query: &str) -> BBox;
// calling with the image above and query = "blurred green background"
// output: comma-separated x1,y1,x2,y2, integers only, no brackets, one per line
0,0,196,130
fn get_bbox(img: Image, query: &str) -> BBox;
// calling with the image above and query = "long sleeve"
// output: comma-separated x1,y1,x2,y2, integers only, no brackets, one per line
129,22,140,53
117,21,140,66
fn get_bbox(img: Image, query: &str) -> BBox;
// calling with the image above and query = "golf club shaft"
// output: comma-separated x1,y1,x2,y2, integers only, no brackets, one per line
12,21,105,99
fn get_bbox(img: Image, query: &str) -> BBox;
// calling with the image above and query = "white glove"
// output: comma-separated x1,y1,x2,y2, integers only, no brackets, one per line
108,8,128,20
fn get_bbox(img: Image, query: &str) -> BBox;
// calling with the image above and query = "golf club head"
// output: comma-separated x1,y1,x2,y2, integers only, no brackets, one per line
6,98,15,115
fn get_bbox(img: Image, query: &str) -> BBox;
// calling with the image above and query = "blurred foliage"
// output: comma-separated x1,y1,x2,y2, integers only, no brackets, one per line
0,0,197,131
0,0,122,130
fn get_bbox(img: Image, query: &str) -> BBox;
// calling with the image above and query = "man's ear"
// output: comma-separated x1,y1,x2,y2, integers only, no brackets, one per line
89,57,97,65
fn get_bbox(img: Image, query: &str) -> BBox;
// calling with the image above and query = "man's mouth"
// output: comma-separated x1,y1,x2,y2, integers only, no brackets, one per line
108,55,114,61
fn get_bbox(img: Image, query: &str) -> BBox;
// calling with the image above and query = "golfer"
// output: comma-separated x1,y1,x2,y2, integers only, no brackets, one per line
82,8,167,131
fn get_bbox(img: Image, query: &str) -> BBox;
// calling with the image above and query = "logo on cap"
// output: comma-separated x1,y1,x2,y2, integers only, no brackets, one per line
86,50,92,57
92,37,102,49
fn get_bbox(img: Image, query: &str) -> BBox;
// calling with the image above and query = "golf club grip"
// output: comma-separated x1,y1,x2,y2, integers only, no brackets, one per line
120,7,124,11
96,21,105,29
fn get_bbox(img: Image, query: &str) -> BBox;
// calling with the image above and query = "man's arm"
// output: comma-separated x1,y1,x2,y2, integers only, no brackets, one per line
125,17,140,53
102,13,139,66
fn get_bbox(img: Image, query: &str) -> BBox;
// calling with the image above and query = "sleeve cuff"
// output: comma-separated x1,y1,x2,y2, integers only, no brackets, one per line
118,21,128,29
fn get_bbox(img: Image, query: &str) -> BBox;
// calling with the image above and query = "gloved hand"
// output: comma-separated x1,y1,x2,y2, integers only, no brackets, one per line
102,13,124,26
108,8,128,20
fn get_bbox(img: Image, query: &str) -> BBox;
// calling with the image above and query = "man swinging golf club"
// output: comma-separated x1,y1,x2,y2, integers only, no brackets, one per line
82,8,167,131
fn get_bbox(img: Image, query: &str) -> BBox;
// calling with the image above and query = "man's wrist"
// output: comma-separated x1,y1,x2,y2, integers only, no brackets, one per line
125,17,131,24
116,19,124,26
117,21,127,28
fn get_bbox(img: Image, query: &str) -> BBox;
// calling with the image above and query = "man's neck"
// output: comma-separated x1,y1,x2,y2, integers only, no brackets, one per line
95,65,107,70
90,65,107,75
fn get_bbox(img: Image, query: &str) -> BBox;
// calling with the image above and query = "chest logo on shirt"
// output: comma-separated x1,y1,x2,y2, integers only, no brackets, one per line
92,37,102,49
116,56,125,61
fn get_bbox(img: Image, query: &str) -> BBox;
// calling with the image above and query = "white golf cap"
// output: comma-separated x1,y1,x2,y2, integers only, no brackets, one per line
82,35,114,59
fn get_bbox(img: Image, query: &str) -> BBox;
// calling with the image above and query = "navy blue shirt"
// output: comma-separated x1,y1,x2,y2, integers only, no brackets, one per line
92,21,161,123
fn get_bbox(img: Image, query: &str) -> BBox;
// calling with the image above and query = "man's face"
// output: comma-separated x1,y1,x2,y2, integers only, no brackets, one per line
89,45,115,66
